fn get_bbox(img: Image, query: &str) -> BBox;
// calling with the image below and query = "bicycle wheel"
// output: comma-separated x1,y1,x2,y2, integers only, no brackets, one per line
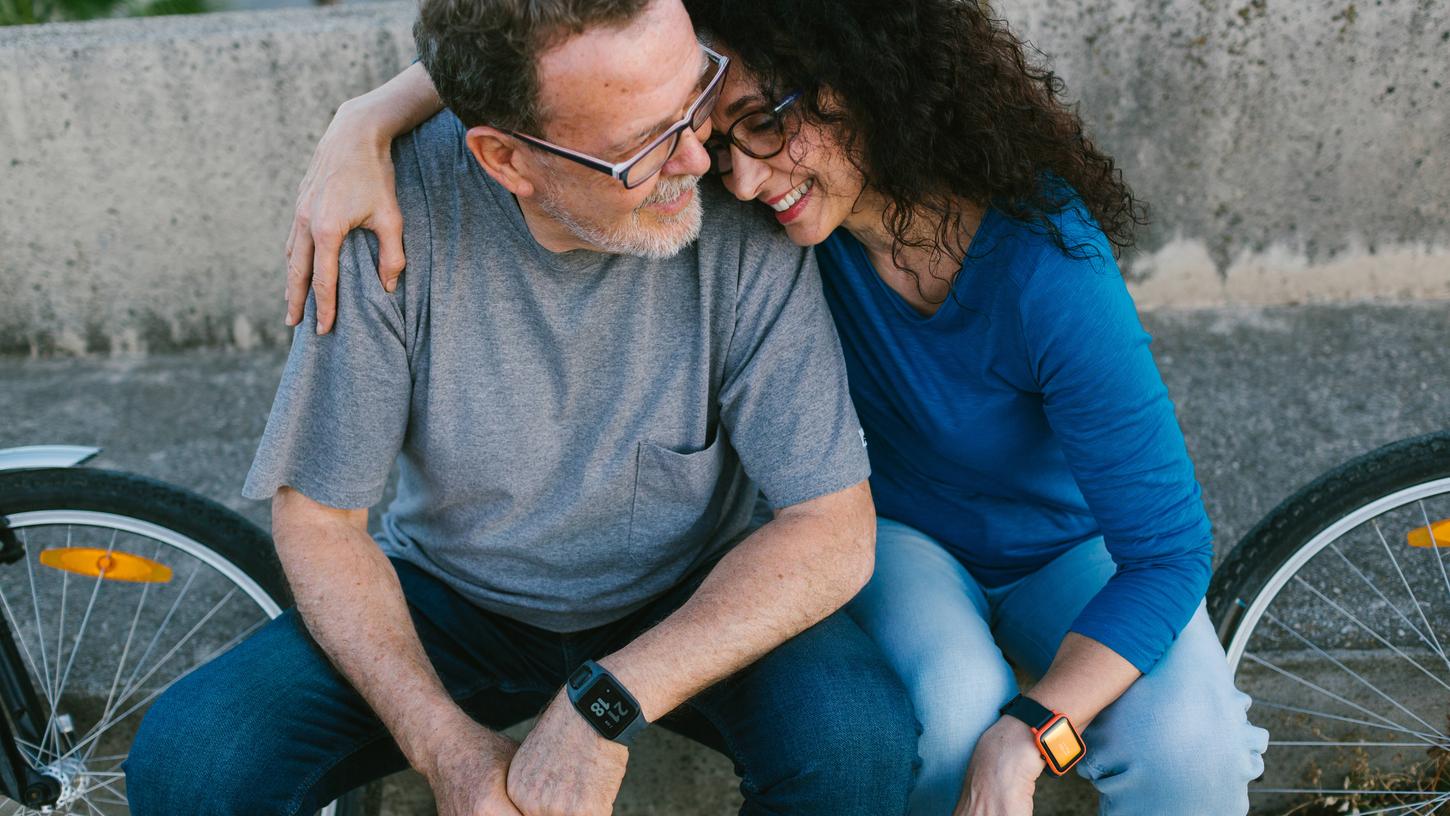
1209,430,1450,815
0,467,367,816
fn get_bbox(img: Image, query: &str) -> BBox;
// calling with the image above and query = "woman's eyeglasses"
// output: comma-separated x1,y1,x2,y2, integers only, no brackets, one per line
706,90,803,175
506,45,731,190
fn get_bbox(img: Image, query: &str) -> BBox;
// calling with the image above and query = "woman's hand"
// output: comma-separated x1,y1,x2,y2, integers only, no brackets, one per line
284,96,408,334
954,715,1044,816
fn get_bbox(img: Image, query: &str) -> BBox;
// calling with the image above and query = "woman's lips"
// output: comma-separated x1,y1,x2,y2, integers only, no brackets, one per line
771,182,814,225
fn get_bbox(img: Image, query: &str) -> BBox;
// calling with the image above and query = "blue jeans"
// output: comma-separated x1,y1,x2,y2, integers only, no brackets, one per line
125,557,919,815
847,519,1269,816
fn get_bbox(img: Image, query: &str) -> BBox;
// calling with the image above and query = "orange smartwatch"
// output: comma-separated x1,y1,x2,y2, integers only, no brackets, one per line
999,694,1086,776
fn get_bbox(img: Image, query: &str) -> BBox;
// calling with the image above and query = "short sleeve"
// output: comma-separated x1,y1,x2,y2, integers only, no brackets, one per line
1018,239,1213,673
241,231,413,509
718,233,871,510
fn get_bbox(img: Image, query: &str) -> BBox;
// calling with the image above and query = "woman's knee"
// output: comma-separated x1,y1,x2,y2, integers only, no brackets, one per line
909,649,1016,767
1089,704,1264,815
1084,618,1267,815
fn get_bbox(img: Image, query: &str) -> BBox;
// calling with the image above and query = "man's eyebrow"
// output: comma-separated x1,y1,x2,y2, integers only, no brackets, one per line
606,51,713,158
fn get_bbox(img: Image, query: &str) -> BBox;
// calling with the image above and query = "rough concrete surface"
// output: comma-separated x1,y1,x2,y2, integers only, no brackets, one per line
3,1,1449,355
1008,0,1450,307
1,301,1447,814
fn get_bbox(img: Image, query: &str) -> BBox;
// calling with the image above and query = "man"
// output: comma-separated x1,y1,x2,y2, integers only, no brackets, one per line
123,0,918,812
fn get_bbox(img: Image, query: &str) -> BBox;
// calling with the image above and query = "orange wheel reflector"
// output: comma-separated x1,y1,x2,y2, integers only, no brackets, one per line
38,548,173,583
1408,519,1450,548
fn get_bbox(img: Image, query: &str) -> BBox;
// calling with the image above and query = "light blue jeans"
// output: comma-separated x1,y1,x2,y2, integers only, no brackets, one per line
847,518,1269,816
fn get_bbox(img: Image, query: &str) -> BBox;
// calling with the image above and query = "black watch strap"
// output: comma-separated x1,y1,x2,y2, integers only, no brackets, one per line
566,660,648,746
999,694,1055,730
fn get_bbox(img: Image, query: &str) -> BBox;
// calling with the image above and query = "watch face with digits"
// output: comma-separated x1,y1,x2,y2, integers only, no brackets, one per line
1038,716,1086,774
573,671,640,741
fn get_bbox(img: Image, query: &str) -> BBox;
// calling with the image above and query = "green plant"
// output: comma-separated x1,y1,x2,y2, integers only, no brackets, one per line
1,0,206,27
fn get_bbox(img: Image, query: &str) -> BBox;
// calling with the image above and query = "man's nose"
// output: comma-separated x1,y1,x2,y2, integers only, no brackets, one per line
663,122,714,179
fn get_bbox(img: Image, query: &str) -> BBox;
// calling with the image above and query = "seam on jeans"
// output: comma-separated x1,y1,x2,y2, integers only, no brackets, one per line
1076,754,1111,780
278,680,506,816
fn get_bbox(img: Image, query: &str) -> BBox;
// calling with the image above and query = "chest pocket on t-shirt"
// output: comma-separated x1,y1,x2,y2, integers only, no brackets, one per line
628,434,731,565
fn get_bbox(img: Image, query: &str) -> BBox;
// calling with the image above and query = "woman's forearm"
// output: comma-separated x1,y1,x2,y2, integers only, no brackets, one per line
1023,632,1140,728
341,61,446,152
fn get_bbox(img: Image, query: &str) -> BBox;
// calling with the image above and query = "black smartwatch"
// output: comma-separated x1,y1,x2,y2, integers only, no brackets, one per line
999,694,1086,776
566,660,648,746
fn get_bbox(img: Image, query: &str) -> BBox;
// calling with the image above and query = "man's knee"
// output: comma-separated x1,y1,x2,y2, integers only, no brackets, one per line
125,610,346,816
747,642,920,815
126,677,254,816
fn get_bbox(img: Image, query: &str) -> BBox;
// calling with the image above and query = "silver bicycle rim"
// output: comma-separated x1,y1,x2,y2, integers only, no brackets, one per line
1224,477,1450,814
0,510,341,816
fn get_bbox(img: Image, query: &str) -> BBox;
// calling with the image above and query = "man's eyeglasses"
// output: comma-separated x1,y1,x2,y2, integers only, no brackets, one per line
506,45,730,190
706,90,802,176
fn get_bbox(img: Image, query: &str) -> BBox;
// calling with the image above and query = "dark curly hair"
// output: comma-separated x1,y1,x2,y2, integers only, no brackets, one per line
684,0,1146,288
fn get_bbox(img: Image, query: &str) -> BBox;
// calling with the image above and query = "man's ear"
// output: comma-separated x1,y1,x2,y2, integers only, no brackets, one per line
465,126,539,198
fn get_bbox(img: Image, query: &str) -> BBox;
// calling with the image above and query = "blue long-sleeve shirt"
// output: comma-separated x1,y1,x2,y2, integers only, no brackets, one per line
816,201,1212,673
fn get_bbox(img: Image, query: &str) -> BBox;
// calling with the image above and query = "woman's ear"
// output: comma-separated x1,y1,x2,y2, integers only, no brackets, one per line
465,126,538,198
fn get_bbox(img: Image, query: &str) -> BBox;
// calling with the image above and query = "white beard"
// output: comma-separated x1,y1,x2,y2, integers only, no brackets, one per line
539,173,703,260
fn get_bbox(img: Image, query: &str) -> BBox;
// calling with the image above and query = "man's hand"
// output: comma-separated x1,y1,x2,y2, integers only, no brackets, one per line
420,715,525,816
506,690,629,816
954,716,1045,816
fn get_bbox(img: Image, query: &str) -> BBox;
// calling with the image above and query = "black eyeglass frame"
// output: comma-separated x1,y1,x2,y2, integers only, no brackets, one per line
707,89,803,173
505,44,730,190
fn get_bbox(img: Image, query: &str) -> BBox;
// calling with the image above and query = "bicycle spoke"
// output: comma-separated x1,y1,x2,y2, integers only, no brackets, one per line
95,541,159,755
1268,740,1447,747
1261,609,1448,738
1375,519,1450,677
109,567,199,718
1255,788,1450,798
97,585,238,735
45,558,70,760
1416,501,1450,621
1243,653,1441,744
1290,576,1450,694
0,571,53,713
83,771,127,803
51,531,118,737
1349,797,1450,816
1256,796,1450,816
1330,541,1445,663
21,529,58,745
1252,700,1449,744
61,616,261,765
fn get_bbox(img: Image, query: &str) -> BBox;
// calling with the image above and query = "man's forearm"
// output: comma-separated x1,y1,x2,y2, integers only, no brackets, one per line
271,489,507,776
601,481,875,722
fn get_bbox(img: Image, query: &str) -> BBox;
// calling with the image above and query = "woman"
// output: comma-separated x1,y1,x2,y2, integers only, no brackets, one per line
282,0,1268,813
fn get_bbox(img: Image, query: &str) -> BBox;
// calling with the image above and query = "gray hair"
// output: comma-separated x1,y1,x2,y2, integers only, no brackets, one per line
415,0,654,133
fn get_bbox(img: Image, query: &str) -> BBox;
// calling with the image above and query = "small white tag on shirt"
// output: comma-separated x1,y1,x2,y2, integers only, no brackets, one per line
859,428,868,448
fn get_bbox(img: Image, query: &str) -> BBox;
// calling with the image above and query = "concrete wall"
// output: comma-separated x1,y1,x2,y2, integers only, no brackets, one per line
1,0,1447,355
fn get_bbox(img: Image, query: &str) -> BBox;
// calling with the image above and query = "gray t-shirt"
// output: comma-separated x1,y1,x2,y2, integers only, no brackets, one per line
244,111,869,632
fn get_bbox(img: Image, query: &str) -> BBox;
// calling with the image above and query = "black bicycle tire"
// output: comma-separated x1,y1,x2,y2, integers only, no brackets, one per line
0,467,369,816
1207,429,1450,648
